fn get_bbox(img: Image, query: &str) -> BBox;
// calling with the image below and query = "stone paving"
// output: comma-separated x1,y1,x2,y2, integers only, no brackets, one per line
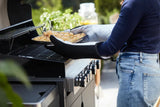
96,60,119,107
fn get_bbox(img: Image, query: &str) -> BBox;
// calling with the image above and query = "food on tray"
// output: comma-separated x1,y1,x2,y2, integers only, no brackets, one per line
33,30,85,43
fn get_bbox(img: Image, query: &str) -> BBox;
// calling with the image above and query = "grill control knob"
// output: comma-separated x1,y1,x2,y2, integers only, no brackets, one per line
75,60,97,87
85,70,90,82
89,60,97,74
75,73,87,87
96,60,100,69
85,70,91,83
75,77,79,86
80,76,87,87
91,64,96,74
78,76,82,86
87,69,92,81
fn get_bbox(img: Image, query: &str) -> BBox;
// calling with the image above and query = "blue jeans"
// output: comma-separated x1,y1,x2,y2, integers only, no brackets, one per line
116,52,160,107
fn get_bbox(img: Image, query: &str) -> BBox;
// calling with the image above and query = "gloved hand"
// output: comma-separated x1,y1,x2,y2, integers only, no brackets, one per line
69,24,115,42
45,35,110,59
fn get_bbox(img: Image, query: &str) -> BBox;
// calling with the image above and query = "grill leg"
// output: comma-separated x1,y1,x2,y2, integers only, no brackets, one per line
57,79,67,107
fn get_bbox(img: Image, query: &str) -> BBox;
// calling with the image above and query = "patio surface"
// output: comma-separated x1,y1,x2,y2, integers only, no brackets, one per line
96,60,119,107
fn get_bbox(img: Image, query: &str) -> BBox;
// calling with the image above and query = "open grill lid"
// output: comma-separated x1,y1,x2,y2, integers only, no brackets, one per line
0,0,41,34
0,0,32,29
0,0,42,54
0,0,39,41
7,0,32,25
0,19,40,54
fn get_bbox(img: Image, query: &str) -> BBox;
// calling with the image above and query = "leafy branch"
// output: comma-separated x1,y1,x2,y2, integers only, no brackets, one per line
40,8,82,31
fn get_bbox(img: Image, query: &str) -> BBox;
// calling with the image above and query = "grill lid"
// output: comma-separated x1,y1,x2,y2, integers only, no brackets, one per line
0,0,10,29
8,0,32,25
0,0,32,29
0,0,41,54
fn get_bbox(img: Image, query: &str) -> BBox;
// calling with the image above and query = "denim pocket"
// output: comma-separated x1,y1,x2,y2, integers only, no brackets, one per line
119,58,135,72
143,73,160,105
118,61,135,85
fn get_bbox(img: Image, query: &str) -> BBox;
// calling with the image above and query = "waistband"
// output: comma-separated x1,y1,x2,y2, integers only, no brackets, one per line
119,52,159,59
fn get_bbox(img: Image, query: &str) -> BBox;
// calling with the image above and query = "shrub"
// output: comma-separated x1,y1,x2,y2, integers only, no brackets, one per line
95,0,121,16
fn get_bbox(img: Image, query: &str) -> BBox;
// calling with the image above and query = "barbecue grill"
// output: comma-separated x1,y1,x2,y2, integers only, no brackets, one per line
0,0,100,107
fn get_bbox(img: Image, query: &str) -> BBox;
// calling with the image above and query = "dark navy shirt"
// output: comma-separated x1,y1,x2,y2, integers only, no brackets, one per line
98,0,160,56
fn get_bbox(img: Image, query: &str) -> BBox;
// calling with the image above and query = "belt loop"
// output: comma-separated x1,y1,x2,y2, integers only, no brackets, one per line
140,52,143,63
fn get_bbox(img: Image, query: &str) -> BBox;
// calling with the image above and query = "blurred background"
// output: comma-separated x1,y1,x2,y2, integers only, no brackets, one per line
25,0,121,26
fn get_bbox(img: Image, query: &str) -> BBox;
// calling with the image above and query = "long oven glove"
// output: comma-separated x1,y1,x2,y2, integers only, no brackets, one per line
68,24,115,42
45,35,109,59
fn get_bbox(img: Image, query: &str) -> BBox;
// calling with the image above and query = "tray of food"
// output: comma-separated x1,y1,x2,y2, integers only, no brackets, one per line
32,30,86,43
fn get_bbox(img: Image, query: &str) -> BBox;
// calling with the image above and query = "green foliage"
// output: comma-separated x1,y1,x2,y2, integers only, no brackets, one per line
95,0,121,16
0,73,22,107
30,0,62,26
23,0,62,9
40,9,82,31
80,0,94,3
98,9,120,24
94,0,121,24
0,60,31,107
35,0,62,10
32,9,43,26
0,87,8,107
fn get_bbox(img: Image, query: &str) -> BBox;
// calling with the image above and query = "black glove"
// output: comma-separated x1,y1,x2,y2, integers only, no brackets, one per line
45,35,110,59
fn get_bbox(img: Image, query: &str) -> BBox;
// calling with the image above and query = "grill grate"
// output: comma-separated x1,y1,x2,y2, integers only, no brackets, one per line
10,44,67,62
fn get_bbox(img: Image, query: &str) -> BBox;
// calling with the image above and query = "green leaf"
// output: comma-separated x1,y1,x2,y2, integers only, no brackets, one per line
0,88,8,107
39,8,82,31
0,60,31,88
0,73,23,107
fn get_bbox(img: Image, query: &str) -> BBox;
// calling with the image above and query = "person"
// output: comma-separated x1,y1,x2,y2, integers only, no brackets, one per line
46,0,160,106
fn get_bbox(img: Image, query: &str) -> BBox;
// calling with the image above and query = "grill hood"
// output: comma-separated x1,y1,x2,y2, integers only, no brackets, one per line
0,0,32,29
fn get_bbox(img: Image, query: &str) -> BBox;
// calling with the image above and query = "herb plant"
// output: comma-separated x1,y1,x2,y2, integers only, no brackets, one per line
40,9,82,31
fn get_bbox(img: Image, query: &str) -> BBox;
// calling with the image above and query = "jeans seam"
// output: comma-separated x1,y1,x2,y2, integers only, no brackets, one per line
135,63,160,71
143,76,148,101
143,73,160,106
128,59,135,106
